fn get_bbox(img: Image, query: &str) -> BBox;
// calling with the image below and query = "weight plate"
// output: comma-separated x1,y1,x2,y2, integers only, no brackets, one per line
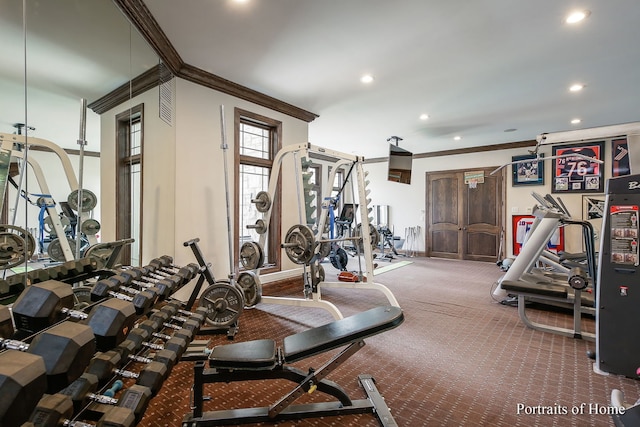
253,219,267,235
356,223,380,248
237,271,262,307
81,219,101,236
0,225,35,269
43,215,72,235
254,191,272,213
198,282,244,327
240,241,264,270
84,244,117,270
47,237,76,262
284,224,315,265
67,189,98,212
73,286,93,309
330,247,349,271
318,241,331,259
0,232,27,269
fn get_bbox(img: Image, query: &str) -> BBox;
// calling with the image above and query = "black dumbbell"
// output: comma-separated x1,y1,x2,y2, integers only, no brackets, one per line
53,372,150,423
116,268,181,300
0,322,97,426
146,258,199,283
148,304,207,334
12,280,89,335
86,349,170,396
10,281,136,353
82,298,137,352
90,278,159,315
24,390,139,427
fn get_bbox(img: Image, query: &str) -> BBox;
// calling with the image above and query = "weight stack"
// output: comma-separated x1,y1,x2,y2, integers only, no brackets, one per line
596,174,640,377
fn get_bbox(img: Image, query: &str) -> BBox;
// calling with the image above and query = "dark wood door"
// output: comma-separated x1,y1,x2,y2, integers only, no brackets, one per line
426,167,504,262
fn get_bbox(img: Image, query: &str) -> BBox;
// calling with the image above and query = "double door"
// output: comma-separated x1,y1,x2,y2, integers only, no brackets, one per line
426,167,504,262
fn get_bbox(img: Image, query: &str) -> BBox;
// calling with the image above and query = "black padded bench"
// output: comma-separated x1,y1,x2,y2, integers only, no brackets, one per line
182,305,404,426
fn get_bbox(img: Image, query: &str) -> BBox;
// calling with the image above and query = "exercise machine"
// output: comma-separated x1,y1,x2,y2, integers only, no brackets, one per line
595,173,640,377
494,193,597,340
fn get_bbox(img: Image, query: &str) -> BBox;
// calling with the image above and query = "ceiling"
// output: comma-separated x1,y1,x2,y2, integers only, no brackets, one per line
142,0,640,158
1,1,639,159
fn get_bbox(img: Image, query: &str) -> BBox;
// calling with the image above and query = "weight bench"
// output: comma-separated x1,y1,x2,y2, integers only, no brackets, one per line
182,305,404,426
500,280,595,341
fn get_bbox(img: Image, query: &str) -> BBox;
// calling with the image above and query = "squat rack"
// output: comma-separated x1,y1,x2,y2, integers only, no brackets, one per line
254,142,400,319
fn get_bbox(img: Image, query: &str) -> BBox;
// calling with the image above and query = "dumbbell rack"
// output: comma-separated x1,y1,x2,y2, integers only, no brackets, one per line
0,256,210,427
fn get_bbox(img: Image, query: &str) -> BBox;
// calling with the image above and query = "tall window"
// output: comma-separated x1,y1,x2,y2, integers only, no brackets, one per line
116,104,143,266
234,109,281,272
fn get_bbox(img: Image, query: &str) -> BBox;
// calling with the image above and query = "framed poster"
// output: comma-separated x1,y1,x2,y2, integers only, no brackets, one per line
612,137,630,177
512,154,544,186
583,195,605,248
552,142,604,193
512,215,564,256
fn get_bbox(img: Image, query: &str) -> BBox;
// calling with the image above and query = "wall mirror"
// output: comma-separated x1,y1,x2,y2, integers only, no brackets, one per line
0,0,159,264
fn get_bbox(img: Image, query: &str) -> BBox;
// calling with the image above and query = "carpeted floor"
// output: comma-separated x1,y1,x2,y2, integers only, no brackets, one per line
138,257,640,426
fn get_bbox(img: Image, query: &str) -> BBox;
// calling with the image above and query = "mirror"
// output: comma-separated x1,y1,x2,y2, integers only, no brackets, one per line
387,143,413,184
0,0,159,261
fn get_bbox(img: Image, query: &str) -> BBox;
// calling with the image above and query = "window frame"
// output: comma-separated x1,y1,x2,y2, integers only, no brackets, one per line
115,103,144,266
234,108,282,273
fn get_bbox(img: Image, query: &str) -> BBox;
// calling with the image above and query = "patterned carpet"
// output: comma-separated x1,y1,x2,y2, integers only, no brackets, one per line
138,257,640,426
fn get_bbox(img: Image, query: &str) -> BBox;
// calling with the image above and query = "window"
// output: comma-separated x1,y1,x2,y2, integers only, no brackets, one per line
115,104,143,266
235,109,281,272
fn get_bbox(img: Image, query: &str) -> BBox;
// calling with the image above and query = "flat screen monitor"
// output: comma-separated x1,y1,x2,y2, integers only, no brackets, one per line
387,144,413,184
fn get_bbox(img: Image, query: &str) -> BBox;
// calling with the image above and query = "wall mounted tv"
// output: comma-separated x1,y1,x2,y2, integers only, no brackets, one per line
387,144,413,184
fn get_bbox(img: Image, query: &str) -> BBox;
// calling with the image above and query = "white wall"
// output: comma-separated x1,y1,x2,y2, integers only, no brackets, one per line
100,82,176,264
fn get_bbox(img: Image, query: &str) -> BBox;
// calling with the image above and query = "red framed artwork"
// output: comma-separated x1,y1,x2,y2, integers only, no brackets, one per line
512,215,564,255
552,142,604,193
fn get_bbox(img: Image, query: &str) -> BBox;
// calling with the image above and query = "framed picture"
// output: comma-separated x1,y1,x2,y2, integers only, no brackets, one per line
583,195,605,248
552,141,604,193
512,154,544,186
612,137,630,177
512,215,564,255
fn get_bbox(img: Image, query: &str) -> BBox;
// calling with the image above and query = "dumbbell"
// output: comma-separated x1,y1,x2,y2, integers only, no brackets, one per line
0,322,96,425
0,320,96,393
86,348,170,396
10,281,136,352
90,277,159,315
25,391,138,427
11,280,89,335
31,372,151,424
115,268,181,300
146,258,199,282
0,304,14,338
82,298,137,352
148,303,208,334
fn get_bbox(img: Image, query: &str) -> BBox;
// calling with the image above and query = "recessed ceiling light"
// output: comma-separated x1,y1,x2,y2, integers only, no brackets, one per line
453,136,462,141
419,114,430,120
504,128,517,133
360,74,374,84
565,10,591,24
569,83,585,92
571,118,581,124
